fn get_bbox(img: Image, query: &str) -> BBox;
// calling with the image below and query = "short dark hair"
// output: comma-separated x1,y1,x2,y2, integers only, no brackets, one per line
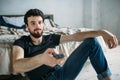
24,9,44,25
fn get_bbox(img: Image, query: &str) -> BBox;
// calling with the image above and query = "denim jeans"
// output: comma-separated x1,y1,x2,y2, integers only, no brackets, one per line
42,38,112,80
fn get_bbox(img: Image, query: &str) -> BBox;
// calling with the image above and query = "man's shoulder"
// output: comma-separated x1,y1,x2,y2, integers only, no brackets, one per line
15,35,30,42
13,35,30,46
43,34,61,40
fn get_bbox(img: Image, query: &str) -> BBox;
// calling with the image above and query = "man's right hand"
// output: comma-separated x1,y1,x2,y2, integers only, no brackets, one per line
41,48,66,67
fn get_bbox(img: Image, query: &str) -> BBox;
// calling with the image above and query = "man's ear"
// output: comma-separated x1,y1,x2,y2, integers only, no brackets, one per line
25,24,27,27
25,24,29,32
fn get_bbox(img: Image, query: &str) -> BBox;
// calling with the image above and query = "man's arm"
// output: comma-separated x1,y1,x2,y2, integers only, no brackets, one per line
12,46,65,73
60,29,118,49
12,46,44,73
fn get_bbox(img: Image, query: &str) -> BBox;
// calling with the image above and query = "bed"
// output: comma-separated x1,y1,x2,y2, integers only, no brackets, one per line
0,14,107,77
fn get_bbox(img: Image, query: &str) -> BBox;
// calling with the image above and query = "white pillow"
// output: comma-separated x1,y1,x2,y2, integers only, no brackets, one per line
2,16,24,27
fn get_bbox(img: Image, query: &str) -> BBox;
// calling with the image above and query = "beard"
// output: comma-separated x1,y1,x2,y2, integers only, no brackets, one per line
29,29,43,38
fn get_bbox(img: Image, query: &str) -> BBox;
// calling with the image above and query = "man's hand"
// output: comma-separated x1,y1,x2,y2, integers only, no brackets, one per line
41,48,66,67
100,30,118,49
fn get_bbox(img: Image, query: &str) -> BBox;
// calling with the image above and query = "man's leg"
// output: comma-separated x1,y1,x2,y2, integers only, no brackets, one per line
57,38,112,80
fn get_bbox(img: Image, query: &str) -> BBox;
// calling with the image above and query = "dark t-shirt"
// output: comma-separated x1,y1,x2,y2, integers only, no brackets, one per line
13,34,61,80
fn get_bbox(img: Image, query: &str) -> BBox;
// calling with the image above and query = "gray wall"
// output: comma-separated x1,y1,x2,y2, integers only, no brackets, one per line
0,0,83,27
0,0,120,41
100,0,120,42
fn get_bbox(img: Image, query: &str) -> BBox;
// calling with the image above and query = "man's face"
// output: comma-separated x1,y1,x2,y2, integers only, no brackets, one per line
27,16,44,38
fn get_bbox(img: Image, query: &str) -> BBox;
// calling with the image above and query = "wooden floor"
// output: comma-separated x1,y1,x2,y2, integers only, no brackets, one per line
76,45,120,80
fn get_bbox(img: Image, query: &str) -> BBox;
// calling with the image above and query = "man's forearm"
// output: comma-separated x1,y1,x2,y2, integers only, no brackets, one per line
13,54,43,73
75,30,102,41
60,30,102,43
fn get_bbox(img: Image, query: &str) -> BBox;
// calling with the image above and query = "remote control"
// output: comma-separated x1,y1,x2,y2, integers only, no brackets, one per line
52,53,65,59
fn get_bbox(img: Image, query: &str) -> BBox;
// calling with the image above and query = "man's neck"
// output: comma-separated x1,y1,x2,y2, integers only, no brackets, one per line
30,35,43,45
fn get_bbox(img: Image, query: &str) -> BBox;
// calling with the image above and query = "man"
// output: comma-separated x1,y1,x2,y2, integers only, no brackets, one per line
12,9,118,80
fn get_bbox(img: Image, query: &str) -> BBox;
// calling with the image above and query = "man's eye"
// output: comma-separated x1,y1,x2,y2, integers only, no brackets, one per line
39,21,42,24
31,22,35,25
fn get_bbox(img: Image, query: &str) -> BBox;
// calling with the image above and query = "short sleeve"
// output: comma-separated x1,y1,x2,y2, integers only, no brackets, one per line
51,34,61,45
13,36,27,49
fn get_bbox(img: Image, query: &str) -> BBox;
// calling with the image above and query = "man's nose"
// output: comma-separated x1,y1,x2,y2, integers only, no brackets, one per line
36,23,40,27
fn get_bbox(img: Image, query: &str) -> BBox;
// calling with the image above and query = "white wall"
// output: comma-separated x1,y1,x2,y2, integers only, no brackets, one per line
100,0,120,42
83,0,120,41
82,0,92,28
0,0,83,27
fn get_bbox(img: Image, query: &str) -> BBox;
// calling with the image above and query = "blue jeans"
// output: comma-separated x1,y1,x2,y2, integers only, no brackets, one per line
42,38,112,80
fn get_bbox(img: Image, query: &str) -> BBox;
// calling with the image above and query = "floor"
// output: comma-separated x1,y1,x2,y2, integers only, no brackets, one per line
75,45,120,80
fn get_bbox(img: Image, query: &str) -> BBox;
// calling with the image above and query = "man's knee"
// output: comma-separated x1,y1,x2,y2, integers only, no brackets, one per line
84,38,100,46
